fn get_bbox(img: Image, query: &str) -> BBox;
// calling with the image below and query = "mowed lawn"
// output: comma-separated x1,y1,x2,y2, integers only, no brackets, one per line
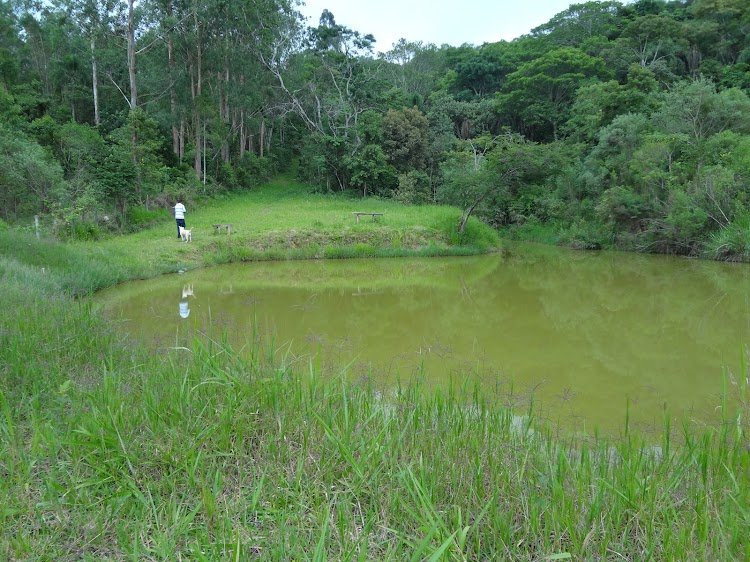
80,177,498,277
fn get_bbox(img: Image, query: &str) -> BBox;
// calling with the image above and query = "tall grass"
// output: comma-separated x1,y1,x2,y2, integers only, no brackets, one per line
703,216,750,262
1,228,749,560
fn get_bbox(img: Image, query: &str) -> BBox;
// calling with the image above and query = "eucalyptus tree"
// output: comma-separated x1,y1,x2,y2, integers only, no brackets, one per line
63,0,123,126
136,0,298,180
0,4,21,86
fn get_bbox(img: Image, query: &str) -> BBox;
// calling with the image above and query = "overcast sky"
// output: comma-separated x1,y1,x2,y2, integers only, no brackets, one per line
298,0,579,53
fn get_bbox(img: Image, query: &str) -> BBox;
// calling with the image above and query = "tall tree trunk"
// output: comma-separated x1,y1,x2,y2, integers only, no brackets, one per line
221,65,230,164
168,32,179,155
179,120,185,162
91,37,100,126
127,0,137,109
239,109,245,157
127,0,139,197
192,8,202,180
259,118,265,158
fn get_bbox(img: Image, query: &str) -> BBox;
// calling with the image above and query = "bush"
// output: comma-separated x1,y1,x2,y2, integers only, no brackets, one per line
704,216,750,261
126,205,165,230
235,153,277,189
560,219,611,250
57,220,102,241
217,162,240,190
394,171,432,205
595,186,653,232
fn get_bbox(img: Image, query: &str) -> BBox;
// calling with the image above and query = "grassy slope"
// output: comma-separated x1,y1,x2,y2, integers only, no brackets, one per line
1,184,749,560
81,177,500,280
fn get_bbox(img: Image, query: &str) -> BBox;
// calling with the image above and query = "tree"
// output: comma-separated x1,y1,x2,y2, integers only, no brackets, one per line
0,4,21,86
653,78,750,141
564,64,659,143
497,47,609,141
0,122,67,219
102,108,166,217
439,134,545,233
346,143,397,197
531,1,623,47
582,113,652,196
66,0,121,126
381,107,429,172
603,14,687,81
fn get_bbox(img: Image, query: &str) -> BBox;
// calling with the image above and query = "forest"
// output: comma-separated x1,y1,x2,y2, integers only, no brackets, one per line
1,0,749,260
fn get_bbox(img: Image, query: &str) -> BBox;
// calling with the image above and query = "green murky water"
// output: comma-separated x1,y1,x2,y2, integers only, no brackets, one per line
95,243,750,435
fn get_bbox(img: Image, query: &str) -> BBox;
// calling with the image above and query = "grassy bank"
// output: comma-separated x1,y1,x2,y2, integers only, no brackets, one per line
70,177,499,278
2,197,750,559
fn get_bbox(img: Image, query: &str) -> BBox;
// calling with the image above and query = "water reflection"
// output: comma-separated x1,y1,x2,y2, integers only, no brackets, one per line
179,284,194,318
95,244,750,435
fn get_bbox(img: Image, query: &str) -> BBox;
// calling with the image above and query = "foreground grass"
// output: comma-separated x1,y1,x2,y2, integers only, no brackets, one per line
2,216,750,559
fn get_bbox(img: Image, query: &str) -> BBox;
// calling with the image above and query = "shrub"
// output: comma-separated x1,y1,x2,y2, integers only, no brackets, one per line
235,153,277,189
56,220,102,241
704,216,750,261
126,205,165,230
560,219,611,250
394,171,432,205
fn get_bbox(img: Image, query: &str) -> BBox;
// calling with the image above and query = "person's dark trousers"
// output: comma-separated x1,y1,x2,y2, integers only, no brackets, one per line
176,218,186,238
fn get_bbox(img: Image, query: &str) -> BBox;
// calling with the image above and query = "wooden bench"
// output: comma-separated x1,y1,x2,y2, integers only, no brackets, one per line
213,223,232,235
352,212,384,224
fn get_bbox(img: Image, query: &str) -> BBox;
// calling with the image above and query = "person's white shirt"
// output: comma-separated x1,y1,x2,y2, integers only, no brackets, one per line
174,202,186,220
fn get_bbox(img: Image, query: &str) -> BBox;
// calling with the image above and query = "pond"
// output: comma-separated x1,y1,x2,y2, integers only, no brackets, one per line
94,243,750,436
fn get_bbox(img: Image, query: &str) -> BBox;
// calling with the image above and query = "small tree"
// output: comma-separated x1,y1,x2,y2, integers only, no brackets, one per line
381,107,429,172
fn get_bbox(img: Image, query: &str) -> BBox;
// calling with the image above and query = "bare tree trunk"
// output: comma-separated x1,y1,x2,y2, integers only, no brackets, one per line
220,70,229,163
127,0,137,109
259,118,265,158
179,120,185,162
91,37,100,126
202,122,207,184
192,9,202,180
193,114,201,179
168,33,179,155
239,109,245,157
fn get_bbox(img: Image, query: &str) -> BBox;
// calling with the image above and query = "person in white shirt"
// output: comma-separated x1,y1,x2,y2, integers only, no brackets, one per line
174,200,186,239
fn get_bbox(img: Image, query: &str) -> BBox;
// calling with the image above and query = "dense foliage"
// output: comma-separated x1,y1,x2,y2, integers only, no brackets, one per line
1,0,749,259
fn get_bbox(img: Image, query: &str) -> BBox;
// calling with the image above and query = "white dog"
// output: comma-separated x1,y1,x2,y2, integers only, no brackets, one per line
179,226,192,242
